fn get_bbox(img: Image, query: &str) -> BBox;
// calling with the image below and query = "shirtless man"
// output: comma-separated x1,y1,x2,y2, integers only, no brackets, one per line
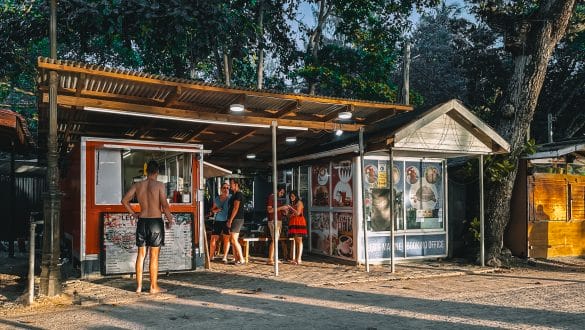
122,160,174,294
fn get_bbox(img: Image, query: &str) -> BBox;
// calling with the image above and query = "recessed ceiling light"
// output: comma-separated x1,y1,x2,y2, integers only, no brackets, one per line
338,111,352,120
285,136,297,143
230,103,245,112
246,153,256,159
335,129,343,136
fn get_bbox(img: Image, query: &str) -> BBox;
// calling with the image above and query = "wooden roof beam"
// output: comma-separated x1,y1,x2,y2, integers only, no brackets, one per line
271,100,300,118
320,104,351,122
41,94,364,131
164,86,182,107
214,128,257,152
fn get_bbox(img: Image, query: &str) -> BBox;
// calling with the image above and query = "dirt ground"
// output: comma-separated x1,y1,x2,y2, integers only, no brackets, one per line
2,253,585,329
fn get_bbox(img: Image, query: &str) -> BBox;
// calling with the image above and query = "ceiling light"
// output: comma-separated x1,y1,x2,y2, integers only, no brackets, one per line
246,153,256,159
335,129,343,136
285,136,297,143
338,111,352,120
230,103,245,112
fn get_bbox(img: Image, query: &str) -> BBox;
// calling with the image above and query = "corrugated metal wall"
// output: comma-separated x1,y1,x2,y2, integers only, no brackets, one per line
0,174,46,239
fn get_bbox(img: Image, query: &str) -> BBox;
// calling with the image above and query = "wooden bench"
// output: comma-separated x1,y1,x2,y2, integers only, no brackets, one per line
239,237,295,263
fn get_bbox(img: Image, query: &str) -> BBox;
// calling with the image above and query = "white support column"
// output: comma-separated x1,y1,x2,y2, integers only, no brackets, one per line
359,128,369,272
479,155,485,267
271,121,279,276
389,148,395,273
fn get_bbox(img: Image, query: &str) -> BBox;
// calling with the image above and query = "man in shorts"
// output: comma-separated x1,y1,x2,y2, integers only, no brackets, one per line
122,160,174,294
266,185,288,265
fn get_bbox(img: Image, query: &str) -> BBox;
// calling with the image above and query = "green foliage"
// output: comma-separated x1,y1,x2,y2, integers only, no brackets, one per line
468,217,480,243
297,0,440,96
296,43,398,101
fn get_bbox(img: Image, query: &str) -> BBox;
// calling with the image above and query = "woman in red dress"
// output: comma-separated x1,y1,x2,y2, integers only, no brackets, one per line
287,191,307,264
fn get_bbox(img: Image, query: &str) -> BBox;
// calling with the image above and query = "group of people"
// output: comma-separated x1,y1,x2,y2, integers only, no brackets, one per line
209,183,308,266
208,179,246,265
121,162,307,294
266,185,307,265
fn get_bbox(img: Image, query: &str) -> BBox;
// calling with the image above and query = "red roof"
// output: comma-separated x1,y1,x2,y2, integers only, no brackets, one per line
0,109,35,152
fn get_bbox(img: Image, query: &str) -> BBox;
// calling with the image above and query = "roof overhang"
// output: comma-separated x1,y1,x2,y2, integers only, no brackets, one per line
37,58,411,170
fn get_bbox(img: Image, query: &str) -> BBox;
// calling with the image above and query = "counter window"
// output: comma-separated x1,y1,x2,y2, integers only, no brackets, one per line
95,147,193,205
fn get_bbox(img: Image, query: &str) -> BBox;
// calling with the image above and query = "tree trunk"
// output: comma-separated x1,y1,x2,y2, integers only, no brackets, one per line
223,52,231,86
485,0,577,265
307,0,330,95
256,0,265,89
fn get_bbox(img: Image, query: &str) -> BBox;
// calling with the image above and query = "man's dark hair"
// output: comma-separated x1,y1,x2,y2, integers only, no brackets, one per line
230,178,240,186
146,160,159,175
277,184,286,192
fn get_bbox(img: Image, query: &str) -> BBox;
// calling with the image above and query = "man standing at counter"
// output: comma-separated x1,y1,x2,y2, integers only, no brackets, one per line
122,160,174,294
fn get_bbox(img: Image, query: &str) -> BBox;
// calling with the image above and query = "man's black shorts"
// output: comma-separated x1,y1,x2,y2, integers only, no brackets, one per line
212,221,229,235
136,217,165,247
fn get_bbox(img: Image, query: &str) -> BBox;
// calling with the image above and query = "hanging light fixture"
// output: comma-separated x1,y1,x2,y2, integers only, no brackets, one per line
230,103,245,112
335,129,343,136
285,136,297,143
246,153,256,159
338,111,352,120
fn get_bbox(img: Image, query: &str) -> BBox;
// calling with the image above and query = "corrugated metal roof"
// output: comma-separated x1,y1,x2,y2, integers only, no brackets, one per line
36,57,411,170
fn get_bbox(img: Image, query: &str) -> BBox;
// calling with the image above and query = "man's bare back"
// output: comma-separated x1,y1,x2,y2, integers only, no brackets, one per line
133,179,166,218
122,177,173,222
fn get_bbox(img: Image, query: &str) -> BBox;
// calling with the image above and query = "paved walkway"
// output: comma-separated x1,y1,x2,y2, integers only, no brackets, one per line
1,252,498,311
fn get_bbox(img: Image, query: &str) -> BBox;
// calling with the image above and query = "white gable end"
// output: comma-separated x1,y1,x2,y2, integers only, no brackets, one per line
394,113,491,153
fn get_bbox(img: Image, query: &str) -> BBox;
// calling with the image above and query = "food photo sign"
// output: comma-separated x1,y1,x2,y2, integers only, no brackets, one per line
332,212,353,259
310,211,331,255
331,160,353,208
101,212,194,275
311,163,330,207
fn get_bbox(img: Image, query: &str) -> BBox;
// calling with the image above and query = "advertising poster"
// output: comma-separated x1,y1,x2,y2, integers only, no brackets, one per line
102,212,193,275
331,160,353,208
310,212,331,255
405,161,443,230
311,163,330,207
332,212,353,259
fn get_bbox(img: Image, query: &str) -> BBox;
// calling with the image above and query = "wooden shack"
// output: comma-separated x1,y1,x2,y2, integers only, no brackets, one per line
507,139,585,258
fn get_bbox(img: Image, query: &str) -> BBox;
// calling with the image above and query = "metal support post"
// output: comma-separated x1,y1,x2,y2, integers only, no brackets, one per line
40,0,62,296
359,128,369,272
271,121,279,276
389,148,395,273
479,155,485,267
28,214,42,305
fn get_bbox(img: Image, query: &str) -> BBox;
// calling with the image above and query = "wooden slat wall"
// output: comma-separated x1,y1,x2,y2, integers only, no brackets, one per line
529,220,585,258
528,175,567,221
528,173,585,258
571,183,585,220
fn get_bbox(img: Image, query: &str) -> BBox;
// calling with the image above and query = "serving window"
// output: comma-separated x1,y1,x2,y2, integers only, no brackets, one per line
95,147,193,205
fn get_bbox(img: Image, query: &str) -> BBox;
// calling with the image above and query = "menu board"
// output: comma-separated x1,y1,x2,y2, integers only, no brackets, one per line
310,211,331,255
311,163,330,207
102,212,194,275
331,160,353,208
332,212,353,259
